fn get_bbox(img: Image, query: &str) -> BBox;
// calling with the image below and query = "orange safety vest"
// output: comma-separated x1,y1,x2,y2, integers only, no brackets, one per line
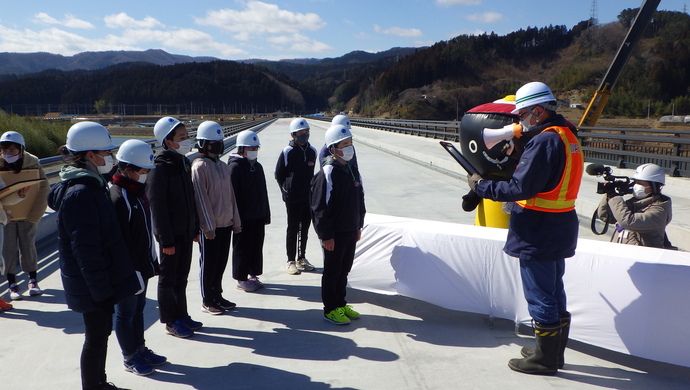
515,126,583,213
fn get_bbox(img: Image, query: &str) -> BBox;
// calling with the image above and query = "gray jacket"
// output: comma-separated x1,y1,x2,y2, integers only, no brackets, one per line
597,194,672,248
191,155,241,239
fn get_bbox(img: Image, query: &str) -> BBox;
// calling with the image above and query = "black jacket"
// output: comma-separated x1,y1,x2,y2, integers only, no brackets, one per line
110,174,159,279
47,166,140,313
310,158,366,240
228,154,271,224
275,140,317,203
146,150,199,247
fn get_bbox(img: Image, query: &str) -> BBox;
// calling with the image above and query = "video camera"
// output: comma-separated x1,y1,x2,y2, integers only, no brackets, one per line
585,163,634,196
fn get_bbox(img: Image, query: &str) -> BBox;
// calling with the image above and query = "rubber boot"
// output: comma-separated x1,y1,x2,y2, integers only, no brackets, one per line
509,321,560,375
520,312,570,369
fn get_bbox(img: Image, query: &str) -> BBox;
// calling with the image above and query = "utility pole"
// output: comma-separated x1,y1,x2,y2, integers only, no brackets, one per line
589,0,598,26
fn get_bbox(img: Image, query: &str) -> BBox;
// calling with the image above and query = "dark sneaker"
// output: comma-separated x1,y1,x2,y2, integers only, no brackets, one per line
124,354,154,376
217,297,236,310
237,280,259,292
180,316,203,331
324,307,350,325
202,302,225,315
165,320,193,338
249,276,264,289
138,347,167,366
296,257,315,271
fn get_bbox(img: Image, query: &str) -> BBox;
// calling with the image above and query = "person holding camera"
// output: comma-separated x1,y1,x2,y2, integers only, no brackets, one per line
596,163,672,248
468,81,583,376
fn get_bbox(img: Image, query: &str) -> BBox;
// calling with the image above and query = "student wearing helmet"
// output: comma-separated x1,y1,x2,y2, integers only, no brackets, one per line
596,163,673,248
147,116,201,338
318,115,358,167
0,131,49,302
310,124,366,325
228,130,270,292
468,82,583,375
191,121,241,314
110,139,167,376
275,118,318,275
47,121,142,390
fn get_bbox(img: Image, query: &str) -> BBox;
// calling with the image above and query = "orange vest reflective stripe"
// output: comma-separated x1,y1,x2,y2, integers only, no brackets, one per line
515,126,583,213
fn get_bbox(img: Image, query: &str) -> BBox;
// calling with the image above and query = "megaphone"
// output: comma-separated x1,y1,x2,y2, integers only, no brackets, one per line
482,123,523,149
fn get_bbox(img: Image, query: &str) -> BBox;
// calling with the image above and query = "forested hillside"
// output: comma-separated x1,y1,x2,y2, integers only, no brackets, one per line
0,8,688,120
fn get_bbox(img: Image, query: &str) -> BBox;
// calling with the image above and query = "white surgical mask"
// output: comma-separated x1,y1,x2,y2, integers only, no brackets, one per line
338,145,355,161
97,155,114,175
2,153,20,164
632,184,650,199
136,173,148,184
245,150,258,160
174,139,193,155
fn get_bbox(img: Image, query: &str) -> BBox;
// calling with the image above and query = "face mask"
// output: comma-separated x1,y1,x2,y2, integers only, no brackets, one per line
97,155,114,175
174,139,193,155
295,133,310,145
632,184,650,199
246,150,258,160
338,145,355,161
208,142,224,155
136,173,148,184
2,153,20,164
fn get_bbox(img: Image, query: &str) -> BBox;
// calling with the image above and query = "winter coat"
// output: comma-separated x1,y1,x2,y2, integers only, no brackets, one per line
476,115,581,261
110,173,159,279
310,157,366,240
191,155,241,239
47,165,141,313
597,193,673,248
0,151,49,223
146,149,199,247
275,140,317,203
227,154,270,224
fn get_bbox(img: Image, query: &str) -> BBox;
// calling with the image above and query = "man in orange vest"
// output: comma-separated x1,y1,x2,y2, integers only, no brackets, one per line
468,81,584,376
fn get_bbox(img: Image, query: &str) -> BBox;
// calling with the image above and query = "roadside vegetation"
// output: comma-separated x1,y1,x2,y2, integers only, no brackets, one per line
0,110,69,158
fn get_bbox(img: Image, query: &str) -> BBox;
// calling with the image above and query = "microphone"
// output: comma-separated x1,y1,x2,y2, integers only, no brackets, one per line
585,163,607,176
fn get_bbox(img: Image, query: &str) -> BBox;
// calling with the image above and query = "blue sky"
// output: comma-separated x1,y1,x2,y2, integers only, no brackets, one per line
0,1,687,60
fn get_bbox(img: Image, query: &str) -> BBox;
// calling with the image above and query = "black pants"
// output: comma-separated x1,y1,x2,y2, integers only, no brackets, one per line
81,306,113,390
157,240,193,324
232,219,265,281
321,231,358,313
285,202,311,262
200,226,233,304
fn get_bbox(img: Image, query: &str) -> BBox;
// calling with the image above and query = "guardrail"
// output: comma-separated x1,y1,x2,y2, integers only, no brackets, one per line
40,117,276,182
312,117,690,177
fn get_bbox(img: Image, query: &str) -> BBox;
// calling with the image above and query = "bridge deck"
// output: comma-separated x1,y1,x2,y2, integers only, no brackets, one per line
3,118,689,389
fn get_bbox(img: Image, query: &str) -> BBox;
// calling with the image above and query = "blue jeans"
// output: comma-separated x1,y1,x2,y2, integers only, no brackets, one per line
114,279,148,359
519,258,566,324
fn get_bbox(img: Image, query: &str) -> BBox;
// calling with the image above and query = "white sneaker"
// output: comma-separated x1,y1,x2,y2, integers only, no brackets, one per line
28,279,43,296
286,261,301,275
296,257,315,271
8,283,22,301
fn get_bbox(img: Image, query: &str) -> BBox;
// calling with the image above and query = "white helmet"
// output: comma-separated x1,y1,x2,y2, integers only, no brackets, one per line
511,82,557,114
0,131,25,147
633,163,665,185
196,121,224,141
154,116,182,146
236,130,260,147
331,114,351,129
289,118,310,133
325,124,353,148
116,139,156,169
66,121,116,152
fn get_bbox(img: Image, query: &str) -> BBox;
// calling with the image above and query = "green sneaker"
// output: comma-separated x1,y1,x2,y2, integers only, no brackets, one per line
324,307,350,325
341,305,360,319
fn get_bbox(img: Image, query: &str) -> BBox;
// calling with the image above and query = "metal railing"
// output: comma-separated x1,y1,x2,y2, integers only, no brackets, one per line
41,117,276,183
312,117,690,177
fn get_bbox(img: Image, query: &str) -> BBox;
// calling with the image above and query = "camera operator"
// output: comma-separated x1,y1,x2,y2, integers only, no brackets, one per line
596,163,672,248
